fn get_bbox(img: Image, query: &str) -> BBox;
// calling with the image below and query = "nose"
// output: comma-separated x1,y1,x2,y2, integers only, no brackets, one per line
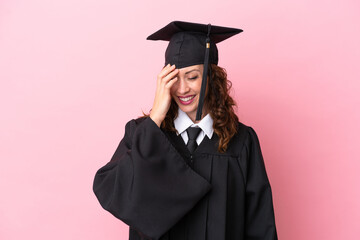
177,77,190,95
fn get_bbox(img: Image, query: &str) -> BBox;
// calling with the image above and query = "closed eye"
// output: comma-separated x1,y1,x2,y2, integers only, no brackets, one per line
190,76,198,80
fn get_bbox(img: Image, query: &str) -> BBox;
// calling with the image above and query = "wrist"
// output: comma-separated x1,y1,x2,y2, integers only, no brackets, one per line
149,113,163,128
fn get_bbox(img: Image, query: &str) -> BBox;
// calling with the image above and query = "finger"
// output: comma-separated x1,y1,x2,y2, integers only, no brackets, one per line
163,63,170,69
160,64,171,74
157,64,170,84
162,68,179,83
165,76,178,89
158,64,176,79
159,65,175,78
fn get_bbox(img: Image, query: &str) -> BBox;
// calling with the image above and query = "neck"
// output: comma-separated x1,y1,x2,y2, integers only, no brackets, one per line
188,108,208,123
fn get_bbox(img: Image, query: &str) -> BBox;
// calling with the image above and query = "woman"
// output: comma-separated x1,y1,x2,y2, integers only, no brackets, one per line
93,21,278,240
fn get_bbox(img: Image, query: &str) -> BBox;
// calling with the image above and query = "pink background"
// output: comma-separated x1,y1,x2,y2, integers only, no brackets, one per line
1,0,359,239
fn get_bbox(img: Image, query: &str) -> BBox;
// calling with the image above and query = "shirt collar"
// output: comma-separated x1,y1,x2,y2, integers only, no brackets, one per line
174,108,214,139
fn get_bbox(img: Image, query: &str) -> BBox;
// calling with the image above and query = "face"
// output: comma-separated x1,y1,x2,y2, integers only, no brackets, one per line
170,64,208,122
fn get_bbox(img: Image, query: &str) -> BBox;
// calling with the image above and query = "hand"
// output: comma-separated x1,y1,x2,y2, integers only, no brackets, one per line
150,64,179,127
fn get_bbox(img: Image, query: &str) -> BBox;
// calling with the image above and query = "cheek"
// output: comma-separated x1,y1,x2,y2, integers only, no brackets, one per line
170,85,177,96
170,80,180,93
194,79,203,92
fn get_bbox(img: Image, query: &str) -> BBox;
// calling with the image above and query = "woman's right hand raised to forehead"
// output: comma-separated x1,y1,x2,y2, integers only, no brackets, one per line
150,63,179,128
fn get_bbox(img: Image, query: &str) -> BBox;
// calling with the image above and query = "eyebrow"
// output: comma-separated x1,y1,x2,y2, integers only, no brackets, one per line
185,69,200,75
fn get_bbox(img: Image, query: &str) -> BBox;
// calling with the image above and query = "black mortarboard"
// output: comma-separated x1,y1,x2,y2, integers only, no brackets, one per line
146,20,243,121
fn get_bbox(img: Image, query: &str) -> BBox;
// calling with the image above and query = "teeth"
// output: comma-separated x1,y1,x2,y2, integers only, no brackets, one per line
179,95,195,101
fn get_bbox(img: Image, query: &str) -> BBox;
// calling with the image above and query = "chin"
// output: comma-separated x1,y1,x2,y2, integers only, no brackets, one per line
179,104,198,114
181,108,196,114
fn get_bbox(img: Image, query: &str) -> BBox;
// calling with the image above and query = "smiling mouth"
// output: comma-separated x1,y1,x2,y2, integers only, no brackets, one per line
178,95,195,101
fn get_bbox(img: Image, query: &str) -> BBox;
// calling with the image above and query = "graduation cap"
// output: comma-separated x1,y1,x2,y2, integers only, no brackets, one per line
146,20,243,121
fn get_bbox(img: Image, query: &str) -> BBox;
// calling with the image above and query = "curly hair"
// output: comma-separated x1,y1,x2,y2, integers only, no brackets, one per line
141,64,239,153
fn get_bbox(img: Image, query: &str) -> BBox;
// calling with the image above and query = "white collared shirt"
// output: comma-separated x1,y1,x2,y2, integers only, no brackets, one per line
173,108,214,145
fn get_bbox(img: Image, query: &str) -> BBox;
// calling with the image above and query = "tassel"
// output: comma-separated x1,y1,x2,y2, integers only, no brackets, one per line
196,23,211,121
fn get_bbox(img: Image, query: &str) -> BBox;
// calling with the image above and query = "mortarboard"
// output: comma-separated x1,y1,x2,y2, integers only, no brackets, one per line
146,20,243,121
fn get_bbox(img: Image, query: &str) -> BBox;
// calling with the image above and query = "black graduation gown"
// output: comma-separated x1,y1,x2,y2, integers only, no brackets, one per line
93,116,278,240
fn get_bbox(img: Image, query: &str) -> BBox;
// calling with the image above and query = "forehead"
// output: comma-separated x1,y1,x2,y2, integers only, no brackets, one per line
178,64,203,74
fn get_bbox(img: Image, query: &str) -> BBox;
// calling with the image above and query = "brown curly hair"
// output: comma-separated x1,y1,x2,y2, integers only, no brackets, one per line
141,64,239,153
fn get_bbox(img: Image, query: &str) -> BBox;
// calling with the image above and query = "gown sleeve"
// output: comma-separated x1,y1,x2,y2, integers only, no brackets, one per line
243,126,278,240
92,117,212,240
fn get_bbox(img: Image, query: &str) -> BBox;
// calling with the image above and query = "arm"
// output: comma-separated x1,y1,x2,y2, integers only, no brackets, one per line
92,117,211,240
243,127,278,240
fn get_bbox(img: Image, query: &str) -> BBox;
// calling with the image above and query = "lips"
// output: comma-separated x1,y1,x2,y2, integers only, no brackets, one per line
178,95,196,105
179,95,195,101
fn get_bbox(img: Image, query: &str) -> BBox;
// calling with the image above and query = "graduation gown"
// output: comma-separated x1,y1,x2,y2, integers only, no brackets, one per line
93,116,278,240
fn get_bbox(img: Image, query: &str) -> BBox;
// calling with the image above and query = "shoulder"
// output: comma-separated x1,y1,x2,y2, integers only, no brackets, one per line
236,121,264,155
238,121,260,139
226,120,261,154
123,116,150,136
233,120,258,142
